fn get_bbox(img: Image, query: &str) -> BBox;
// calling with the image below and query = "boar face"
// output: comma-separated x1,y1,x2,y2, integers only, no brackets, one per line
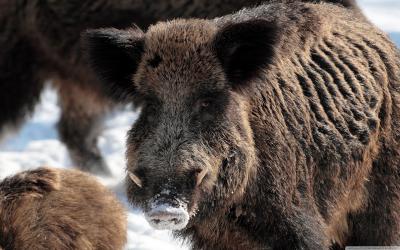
85,19,279,230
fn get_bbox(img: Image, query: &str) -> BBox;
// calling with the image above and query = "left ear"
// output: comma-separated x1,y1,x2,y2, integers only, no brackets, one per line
83,25,145,101
213,19,280,87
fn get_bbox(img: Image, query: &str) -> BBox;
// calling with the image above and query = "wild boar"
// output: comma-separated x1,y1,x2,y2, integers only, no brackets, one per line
85,0,400,248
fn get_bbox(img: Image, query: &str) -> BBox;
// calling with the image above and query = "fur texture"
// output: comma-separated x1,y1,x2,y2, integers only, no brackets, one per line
85,0,400,249
0,167,127,250
0,0,262,175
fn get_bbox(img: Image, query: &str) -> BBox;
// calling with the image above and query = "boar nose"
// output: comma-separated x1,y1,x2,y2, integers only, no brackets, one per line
145,200,189,230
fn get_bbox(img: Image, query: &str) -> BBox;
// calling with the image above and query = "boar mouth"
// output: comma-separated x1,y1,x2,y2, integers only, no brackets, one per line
143,151,239,231
144,191,190,231
145,202,190,230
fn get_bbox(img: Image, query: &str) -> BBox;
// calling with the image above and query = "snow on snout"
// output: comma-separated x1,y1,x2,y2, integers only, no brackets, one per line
145,196,189,231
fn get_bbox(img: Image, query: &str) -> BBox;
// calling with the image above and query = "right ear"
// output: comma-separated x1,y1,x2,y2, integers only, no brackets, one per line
213,19,280,89
83,25,145,101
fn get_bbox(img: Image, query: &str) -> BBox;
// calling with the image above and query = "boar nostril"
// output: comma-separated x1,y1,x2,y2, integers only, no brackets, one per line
195,168,209,187
128,171,143,188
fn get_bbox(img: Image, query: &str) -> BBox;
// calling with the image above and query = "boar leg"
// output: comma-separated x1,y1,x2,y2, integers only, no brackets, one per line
0,38,44,139
271,208,330,250
346,149,400,246
56,80,111,175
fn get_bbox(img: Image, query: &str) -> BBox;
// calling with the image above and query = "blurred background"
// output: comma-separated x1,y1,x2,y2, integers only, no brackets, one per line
0,1,398,249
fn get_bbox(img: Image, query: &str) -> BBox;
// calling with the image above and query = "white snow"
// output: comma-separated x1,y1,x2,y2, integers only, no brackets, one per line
0,2,398,249
358,0,400,32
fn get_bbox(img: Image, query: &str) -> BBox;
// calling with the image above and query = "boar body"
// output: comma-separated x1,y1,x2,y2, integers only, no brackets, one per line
86,0,400,249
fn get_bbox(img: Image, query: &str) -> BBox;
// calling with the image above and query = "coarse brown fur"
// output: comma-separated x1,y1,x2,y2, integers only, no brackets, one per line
85,0,400,249
0,0,262,175
0,167,127,250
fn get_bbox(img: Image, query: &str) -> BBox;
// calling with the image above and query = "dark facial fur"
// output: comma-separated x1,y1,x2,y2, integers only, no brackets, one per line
132,22,256,210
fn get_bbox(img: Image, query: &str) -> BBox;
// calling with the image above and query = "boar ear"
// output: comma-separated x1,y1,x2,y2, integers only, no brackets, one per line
213,19,280,88
83,25,145,101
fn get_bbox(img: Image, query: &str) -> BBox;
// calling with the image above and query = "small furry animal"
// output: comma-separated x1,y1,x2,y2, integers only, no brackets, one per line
0,167,127,250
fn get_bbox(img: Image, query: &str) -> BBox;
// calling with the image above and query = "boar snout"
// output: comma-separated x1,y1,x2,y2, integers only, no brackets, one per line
145,196,189,231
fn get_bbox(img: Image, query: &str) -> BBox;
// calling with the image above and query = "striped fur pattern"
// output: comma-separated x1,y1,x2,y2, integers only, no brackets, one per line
215,2,400,248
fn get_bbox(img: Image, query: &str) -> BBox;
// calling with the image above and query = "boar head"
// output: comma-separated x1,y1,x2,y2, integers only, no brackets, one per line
85,19,279,230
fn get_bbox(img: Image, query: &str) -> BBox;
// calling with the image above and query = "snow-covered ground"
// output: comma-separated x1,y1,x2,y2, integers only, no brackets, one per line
0,1,398,249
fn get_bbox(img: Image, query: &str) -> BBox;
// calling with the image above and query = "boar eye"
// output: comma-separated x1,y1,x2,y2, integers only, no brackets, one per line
193,91,228,123
196,99,214,112
195,99,215,122
200,100,211,108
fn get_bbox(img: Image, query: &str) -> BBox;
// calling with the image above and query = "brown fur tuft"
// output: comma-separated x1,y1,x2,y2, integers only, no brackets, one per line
0,167,60,200
0,167,127,250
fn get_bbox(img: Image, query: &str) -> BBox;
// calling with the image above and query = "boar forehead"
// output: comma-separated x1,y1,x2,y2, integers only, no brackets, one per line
134,19,226,100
